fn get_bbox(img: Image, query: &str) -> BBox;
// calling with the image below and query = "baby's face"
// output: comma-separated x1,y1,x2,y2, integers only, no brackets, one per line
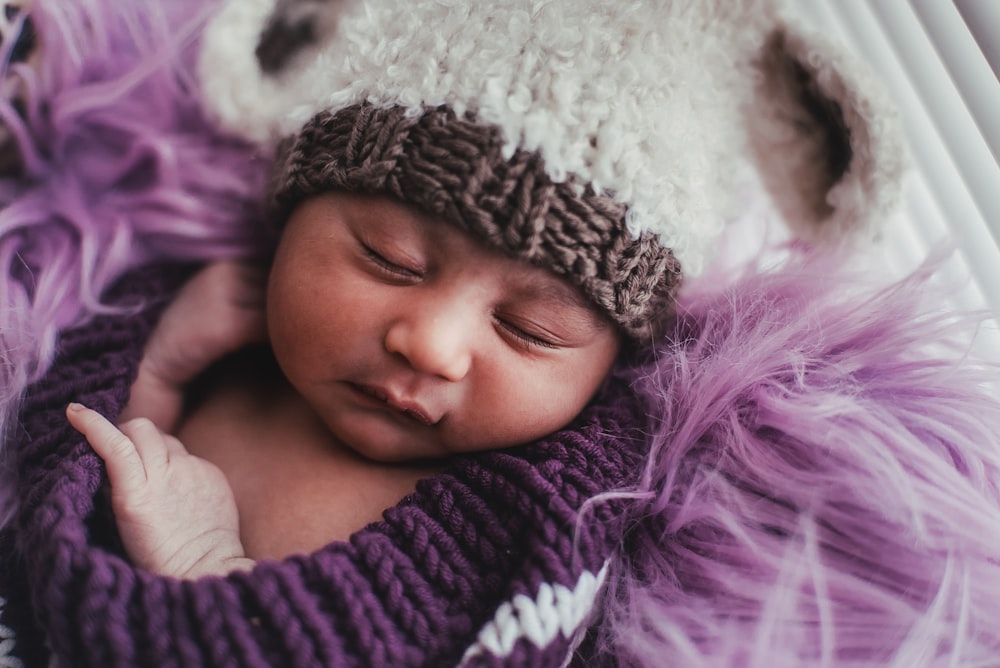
266,192,621,462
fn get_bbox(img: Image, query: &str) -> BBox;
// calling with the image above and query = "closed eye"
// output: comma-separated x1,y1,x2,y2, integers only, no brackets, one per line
494,317,560,351
361,243,423,281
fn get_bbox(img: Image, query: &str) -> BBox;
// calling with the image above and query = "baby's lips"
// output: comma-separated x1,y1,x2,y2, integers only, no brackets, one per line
354,382,439,426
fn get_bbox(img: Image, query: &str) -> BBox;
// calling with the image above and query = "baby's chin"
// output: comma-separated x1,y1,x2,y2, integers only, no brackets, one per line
334,427,515,465
320,415,449,464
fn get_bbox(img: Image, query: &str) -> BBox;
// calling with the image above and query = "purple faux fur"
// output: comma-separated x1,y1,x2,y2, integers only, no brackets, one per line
593,255,1000,666
0,0,269,515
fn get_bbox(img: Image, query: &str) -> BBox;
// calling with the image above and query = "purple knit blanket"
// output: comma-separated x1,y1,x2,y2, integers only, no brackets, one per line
0,263,645,667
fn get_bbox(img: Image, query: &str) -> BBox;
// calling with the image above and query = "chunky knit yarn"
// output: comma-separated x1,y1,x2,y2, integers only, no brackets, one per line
0,264,646,667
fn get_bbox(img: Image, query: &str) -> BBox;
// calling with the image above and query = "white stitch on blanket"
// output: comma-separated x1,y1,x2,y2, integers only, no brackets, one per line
0,597,25,668
459,561,609,666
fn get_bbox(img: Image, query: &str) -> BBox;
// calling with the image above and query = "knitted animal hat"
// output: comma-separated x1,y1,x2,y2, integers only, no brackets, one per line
198,0,904,343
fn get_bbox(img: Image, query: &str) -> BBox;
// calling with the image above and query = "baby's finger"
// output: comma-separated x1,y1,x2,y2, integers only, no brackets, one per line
66,403,147,493
119,417,169,473
161,434,188,460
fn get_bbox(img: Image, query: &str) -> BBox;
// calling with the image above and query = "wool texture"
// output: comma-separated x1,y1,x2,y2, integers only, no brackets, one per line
198,0,756,267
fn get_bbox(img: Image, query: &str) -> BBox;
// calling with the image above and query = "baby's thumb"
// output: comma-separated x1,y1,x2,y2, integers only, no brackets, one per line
68,403,148,493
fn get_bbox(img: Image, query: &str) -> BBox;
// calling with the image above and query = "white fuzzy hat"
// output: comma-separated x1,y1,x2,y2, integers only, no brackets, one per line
198,0,904,342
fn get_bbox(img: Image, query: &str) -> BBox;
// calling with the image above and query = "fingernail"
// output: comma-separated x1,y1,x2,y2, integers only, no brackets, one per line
67,402,84,412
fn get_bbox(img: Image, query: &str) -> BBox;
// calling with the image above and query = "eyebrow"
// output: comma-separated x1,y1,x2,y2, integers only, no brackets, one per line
510,272,610,330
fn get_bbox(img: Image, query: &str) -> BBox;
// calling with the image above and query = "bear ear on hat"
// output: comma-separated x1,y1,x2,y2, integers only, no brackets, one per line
744,19,906,245
254,0,346,75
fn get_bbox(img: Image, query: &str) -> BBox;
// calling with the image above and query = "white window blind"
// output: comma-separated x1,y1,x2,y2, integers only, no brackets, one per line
788,0,1000,357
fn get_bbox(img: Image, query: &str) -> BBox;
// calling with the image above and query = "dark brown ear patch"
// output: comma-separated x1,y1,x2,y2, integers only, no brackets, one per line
749,30,854,225
255,0,346,75
255,13,319,74
781,39,853,196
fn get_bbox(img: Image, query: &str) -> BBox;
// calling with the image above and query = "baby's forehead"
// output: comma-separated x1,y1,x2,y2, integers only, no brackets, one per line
397,200,599,309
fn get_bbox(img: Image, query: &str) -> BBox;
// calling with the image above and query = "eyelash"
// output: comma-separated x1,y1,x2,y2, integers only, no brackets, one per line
362,244,422,280
495,317,559,350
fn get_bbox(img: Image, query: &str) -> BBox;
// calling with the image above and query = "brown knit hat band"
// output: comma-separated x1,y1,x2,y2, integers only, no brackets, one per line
271,103,681,342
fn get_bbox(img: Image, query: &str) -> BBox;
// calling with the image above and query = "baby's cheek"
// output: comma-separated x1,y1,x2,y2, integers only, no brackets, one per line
513,354,615,431
464,374,586,449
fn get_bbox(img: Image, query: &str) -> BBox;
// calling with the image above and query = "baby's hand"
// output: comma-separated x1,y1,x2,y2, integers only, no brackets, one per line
121,260,268,430
67,403,255,579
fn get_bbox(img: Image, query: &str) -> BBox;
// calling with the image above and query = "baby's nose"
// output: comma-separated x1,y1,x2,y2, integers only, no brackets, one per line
383,300,475,381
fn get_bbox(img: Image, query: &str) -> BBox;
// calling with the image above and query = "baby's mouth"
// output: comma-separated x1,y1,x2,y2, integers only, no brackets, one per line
352,383,436,426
